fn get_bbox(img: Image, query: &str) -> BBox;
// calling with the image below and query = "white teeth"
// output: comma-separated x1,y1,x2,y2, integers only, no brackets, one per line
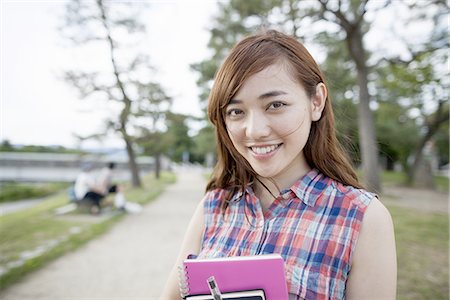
251,144,279,154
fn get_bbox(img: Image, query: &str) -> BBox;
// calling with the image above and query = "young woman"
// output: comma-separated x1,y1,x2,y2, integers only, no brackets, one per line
161,30,396,300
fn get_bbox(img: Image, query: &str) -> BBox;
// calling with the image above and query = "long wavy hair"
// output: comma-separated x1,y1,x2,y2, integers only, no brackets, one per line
206,30,363,196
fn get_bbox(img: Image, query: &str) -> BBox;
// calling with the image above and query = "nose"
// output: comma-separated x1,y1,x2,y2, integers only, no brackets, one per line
245,111,271,139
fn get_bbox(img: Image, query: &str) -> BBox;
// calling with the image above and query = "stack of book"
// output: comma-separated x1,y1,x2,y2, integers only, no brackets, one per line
178,254,289,300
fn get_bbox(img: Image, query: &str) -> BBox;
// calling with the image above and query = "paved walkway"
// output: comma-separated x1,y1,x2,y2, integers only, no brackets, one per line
0,168,206,300
383,186,448,214
0,197,46,215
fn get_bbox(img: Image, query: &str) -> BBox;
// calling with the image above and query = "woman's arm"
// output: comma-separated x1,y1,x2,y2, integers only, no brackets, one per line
346,197,397,300
160,198,205,299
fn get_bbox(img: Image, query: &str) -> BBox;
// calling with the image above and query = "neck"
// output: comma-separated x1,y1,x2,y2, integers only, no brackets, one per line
253,179,278,212
254,160,312,209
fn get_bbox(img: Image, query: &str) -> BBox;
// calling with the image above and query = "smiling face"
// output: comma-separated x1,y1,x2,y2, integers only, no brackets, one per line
225,61,325,188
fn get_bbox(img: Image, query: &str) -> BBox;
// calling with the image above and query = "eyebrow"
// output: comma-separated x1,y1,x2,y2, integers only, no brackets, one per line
229,90,288,104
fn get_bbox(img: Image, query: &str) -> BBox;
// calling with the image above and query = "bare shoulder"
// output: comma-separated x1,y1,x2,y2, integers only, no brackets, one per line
359,197,394,244
346,195,397,299
356,195,396,260
363,196,394,234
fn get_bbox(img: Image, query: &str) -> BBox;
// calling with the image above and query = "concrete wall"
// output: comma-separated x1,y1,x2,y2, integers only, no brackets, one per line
0,152,158,183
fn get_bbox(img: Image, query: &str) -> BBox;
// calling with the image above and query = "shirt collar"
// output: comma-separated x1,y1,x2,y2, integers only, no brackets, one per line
229,183,254,203
229,169,329,207
289,168,329,207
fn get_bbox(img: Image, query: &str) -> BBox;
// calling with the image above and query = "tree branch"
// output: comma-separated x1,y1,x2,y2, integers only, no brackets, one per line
380,43,443,66
355,0,369,25
317,0,352,32
97,0,132,128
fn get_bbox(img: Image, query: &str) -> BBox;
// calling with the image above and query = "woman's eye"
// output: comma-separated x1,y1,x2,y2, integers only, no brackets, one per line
268,102,286,110
226,108,244,117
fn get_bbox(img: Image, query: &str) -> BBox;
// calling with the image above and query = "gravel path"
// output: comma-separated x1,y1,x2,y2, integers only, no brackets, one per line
0,167,206,300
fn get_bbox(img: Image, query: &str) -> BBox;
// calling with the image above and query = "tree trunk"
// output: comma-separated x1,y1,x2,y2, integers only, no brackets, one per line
97,0,141,187
386,156,394,171
122,129,142,187
155,153,161,179
347,27,381,192
412,159,435,189
408,103,448,186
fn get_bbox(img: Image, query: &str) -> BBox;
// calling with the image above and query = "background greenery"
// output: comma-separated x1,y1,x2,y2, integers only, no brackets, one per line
0,182,69,203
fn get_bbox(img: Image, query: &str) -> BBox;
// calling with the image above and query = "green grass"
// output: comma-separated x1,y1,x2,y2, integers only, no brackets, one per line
435,175,449,193
387,205,449,299
377,170,448,192
0,172,176,290
380,170,408,187
0,182,70,202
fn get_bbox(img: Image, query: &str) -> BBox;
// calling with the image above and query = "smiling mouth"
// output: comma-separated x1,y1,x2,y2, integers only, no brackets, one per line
249,143,282,155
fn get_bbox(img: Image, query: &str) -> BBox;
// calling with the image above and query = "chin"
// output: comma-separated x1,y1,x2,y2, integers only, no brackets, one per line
251,165,282,179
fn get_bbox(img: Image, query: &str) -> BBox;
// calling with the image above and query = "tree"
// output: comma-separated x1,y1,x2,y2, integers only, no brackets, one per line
375,101,420,172
314,0,382,191
61,0,169,187
136,112,196,178
314,30,360,166
0,140,14,152
165,113,195,163
134,83,173,179
191,124,216,166
296,0,448,190
434,122,449,168
191,0,282,107
375,0,449,186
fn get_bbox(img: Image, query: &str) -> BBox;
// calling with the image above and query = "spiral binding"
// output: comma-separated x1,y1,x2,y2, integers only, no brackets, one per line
177,264,190,298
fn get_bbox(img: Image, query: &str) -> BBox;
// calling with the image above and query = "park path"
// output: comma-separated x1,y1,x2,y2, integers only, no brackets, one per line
0,197,47,215
0,167,206,300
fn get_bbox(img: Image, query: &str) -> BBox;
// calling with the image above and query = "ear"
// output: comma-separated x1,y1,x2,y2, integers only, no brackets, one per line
310,83,327,121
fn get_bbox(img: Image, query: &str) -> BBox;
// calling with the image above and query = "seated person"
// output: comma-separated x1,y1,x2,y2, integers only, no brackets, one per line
74,163,106,214
96,162,123,195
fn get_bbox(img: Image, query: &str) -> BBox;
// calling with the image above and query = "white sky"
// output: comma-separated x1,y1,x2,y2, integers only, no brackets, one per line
1,0,217,148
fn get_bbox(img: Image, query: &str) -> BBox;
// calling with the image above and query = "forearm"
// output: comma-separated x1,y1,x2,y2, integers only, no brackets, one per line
160,265,183,300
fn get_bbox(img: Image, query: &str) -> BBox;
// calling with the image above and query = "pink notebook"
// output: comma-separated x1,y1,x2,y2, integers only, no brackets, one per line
178,254,289,300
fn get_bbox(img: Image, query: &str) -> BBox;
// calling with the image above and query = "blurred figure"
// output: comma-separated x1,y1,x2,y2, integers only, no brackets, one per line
97,162,121,196
97,162,126,209
74,163,105,214
97,162,142,213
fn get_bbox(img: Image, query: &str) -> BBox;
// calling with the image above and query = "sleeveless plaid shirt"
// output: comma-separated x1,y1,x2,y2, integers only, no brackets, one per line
197,169,374,300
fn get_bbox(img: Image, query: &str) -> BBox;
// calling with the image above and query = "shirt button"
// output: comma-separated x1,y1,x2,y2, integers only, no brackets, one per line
282,192,290,200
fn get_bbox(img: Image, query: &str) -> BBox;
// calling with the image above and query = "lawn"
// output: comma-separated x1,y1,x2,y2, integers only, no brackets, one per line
379,171,449,299
0,172,176,290
0,182,70,202
380,170,449,192
389,204,449,299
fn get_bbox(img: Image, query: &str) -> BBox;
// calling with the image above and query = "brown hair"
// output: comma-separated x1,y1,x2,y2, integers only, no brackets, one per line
206,30,363,194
